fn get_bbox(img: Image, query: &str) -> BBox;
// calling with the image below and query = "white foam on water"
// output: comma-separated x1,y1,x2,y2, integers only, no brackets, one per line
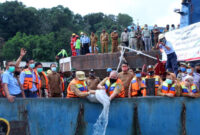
92,90,110,135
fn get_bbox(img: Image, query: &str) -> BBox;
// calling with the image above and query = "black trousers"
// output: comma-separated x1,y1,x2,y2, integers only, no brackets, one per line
81,43,90,55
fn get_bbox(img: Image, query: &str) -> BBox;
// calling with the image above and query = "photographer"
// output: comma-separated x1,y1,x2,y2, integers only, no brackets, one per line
156,34,178,76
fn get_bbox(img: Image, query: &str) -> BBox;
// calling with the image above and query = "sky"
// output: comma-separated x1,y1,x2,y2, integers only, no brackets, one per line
0,0,182,27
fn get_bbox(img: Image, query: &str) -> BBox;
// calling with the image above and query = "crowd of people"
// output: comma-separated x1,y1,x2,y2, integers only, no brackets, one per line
68,24,180,56
0,46,200,102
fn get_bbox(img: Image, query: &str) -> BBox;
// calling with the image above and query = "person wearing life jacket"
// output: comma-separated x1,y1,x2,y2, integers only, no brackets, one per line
97,70,125,100
67,71,95,98
35,62,48,97
157,72,180,97
181,75,200,98
20,59,41,98
145,65,162,96
70,33,77,56
128,68,146,97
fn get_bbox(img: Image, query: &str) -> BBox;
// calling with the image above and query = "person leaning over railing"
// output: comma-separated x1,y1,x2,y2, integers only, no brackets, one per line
97,70,125,101
67,71,96,98
157,71,181,97
181,75,200,98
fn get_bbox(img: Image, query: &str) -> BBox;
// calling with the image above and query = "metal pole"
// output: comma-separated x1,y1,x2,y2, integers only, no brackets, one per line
119,46,161,61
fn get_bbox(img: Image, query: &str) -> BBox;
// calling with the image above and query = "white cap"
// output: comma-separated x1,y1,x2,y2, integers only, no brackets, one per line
158,34,165,40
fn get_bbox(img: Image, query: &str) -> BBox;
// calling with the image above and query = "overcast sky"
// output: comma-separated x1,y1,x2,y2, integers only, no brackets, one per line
0,0,182,27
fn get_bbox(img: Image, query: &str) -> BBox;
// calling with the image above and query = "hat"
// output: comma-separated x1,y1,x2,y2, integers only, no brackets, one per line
80,32,84,35
135,68,141,73
72,33,76,36
76,71,86,80
47,70,52,75
90,69,94,72
71,68,76,72
106,68,112,72
180,62,187,67
158,34,165,40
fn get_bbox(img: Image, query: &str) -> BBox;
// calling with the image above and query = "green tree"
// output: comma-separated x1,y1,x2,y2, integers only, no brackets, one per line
117,13,133,29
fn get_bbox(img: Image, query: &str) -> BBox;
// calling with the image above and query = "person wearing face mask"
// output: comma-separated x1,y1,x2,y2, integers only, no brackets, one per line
145,65,162,95
110,29,119,53
20,59,41,98
47,64,62,97
142,24,151,51
120,28,129,47
97,70,125,100
118,62,134,97
156,34,178,76
128,68,146,97
86,69,100,90
177,62,187,81
129,26,137,49
35,62,48,97
100,29,109,53
67,71,96,98
2,61,23,102
153,24,160,46
184,64,200,91
181,75,200,98
157,72,180,97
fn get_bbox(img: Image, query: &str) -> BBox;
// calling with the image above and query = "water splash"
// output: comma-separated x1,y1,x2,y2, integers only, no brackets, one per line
92,90,110,135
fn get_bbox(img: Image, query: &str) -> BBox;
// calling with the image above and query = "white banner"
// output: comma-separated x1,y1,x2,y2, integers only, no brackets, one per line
162,22,200,61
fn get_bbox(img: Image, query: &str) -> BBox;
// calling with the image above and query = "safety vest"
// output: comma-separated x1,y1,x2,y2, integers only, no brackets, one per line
67,79,88,98
60,77,65,92
40,72,48,89
181,82,197,94
130,77,146,96
146,75,160,95
161,82,176,95
23,69,40,90
104,78,125,98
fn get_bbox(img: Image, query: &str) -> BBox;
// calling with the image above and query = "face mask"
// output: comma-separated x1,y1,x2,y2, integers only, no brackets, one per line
14,71,20,76
154,27,158,29
37,68,43,73
72,72,76,78
8,66,15,73
196,69,200,74
160,38,166,44
125,30,127,32
148,71,154,76
89,73,95,77
145,27,148,30
180,67,186,72
187,69,192,74
110,78,117,84
136,73,141,78
166,79,172,84
51,67,57,72
30,64,35,69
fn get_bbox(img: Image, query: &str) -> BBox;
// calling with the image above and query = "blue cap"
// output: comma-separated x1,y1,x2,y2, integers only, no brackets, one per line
106,68,112,72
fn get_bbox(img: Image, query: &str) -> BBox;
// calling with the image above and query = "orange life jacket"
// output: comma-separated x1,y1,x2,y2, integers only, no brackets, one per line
39,72,48,89
130,77,146,97
181,82,197,94
145,75,161,95
104,78,125,98
23,69,40,90
67,79,88,98
161,82,176,96
60,77,65,92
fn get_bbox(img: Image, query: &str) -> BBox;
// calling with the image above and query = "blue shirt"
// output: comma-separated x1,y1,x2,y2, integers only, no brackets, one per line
80,36,90,44
159,41,175,55
2,70,21,95
20,70,37,92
